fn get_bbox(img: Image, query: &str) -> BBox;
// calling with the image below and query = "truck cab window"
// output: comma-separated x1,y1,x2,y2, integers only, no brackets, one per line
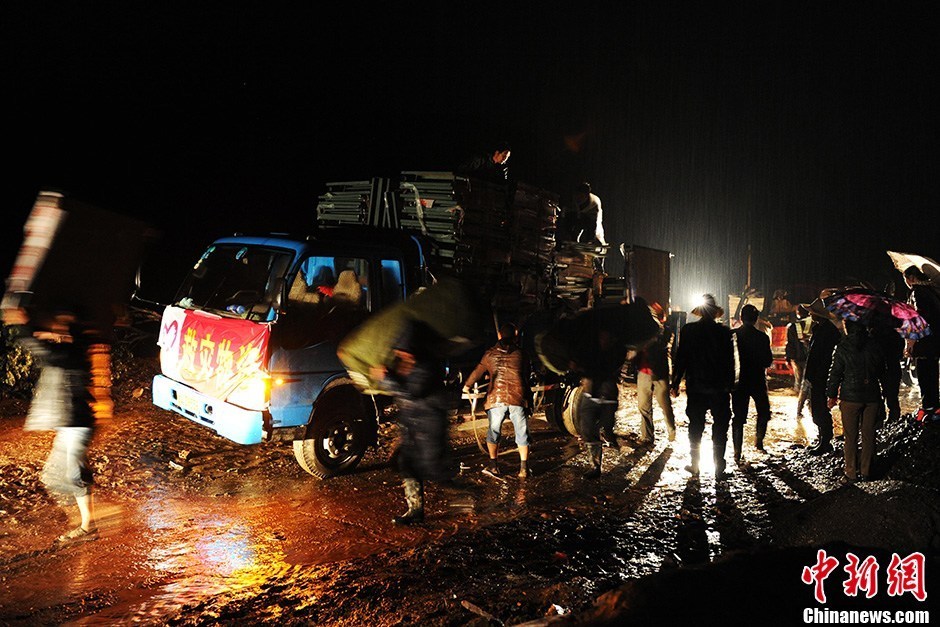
175,245,293,321
276,255,370,349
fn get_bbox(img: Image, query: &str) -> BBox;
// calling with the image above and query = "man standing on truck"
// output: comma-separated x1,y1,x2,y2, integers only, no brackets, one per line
458,141,512,183
573,182,607,247
671,294,735,478
463,323,533,478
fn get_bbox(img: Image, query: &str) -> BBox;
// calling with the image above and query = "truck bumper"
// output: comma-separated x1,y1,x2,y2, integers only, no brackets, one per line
152,374,264,445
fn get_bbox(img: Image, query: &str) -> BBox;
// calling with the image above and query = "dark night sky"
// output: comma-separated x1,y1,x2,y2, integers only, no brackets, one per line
4,2,938,308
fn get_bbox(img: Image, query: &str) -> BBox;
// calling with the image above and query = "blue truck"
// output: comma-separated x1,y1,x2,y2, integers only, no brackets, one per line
152,228,432,477
151,173,669,477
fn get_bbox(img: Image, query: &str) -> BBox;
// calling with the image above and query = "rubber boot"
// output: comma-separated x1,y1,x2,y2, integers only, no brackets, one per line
392,478,424,525
731,423,743,464
714,448,728,479
488,457,500,476
582,443,603,479
755,420,768,452
518,459,530,478
685,447,700,475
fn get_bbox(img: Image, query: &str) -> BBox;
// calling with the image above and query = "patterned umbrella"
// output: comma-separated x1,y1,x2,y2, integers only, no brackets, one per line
822,288,932,340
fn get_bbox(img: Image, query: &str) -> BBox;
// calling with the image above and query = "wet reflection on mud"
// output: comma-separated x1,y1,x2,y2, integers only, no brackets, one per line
0,380,926,626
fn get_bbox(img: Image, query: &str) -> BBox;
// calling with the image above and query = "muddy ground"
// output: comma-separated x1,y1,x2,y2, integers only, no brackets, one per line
0,358,934,626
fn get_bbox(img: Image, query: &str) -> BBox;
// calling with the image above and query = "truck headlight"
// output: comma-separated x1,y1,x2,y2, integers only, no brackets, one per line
226,373,271,410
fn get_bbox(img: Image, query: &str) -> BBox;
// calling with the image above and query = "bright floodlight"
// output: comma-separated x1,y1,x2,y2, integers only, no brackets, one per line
690,293,707,310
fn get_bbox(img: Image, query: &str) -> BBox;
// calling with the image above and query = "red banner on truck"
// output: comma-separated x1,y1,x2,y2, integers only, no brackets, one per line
158,306,271,402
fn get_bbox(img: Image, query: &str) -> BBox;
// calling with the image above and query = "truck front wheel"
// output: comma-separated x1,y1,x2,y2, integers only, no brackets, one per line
545,384,583,437
559,385,584,437
293,412,368,479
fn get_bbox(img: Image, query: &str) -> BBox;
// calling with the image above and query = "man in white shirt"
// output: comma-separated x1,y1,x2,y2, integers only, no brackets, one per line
574,182,607,246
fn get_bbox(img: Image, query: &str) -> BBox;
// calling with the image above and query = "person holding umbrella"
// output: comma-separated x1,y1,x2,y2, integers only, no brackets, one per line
826,320,888,482
821,281,935,418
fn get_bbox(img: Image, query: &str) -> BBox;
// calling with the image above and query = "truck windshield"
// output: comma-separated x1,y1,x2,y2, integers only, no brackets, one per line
175,245,293,321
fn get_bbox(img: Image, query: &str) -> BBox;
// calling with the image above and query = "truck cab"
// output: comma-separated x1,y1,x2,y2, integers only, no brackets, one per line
152,230,429,477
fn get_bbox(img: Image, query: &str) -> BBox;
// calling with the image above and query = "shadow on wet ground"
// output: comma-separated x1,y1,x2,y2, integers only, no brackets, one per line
0,375,930,625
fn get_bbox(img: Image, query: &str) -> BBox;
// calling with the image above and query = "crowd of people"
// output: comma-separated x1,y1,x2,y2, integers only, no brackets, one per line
375,269,939,523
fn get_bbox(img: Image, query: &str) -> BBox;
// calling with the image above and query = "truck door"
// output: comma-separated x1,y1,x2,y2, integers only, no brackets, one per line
268,254,372,429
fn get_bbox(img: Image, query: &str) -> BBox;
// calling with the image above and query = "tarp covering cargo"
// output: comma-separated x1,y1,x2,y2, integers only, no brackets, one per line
622,245,671,310
337,276,484,395
535,300,661,376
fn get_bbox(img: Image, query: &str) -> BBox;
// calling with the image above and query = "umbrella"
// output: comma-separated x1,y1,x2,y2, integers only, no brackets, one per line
822,288,932,340
887,251,940,284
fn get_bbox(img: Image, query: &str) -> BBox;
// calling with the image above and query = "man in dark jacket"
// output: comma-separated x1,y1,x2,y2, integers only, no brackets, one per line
671,294,735,478
576,328,628,479
731,304,774,462
378,319,455,525
802,300,842,454
869,322,904,425
827,320,888,481
457,142,511,183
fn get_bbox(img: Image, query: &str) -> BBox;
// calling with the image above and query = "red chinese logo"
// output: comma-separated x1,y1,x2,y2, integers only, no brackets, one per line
886,552,927,602
803,550,927,603
843,553,879,599
802,549,840,603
